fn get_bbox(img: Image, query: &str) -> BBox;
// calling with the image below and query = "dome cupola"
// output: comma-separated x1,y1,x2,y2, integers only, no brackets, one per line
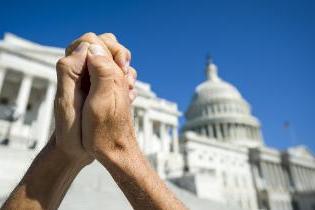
183,56,263,148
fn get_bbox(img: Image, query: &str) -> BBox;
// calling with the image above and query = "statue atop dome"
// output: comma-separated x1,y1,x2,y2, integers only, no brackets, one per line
205,54,220,82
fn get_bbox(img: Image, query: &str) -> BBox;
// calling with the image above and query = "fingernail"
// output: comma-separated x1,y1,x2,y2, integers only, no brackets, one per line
127,73,134,88
123,59,130,74
73,42,89,53
89,44,106,56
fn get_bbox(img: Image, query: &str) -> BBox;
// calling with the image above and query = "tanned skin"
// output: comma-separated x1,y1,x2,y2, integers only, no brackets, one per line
1,33,187,210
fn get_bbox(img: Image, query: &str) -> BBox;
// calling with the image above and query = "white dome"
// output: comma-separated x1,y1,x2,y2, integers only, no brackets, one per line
195,78,242,103
183,58,263,148
186,61,251,120
194,61,243,103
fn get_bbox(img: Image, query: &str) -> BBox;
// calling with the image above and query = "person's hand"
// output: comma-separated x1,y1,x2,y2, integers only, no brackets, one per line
55,32,137,165
81,40,139,165
80,39,187,210
54,40,92,165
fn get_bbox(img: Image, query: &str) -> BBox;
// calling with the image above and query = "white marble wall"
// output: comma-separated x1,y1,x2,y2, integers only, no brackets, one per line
178,132,258,210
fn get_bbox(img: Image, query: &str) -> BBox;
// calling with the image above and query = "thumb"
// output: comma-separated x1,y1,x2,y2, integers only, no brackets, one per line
56,42,89,100
86,44,128,96
87,44,120,78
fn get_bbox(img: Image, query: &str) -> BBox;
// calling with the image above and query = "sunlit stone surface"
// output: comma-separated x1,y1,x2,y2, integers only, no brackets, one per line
0,33,314,210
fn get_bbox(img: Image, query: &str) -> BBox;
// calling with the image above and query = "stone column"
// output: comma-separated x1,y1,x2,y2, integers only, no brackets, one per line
160,123,168,153
253,128,257,140
296,166,303,190
301,167,308,191
172,126,179,153
36,82,56,151
270,163,276,188
261,162,269,187
274,164,283,189
15,74,33,124
246,126,251,139
252,128,257,139
279,166,286,189
234,124,239,139
292,165,301,190
276,165,283,189
215,124,221,139
311,169,315,189
300,167,307,191
208,124,213,138
267,163,275,188
269,163,277,188
223,124,228,140
239,125,243,138
230,124,236,139
0,68,6,93
299,167,305,190
201,125,206,136
312,170,315,189
306,168,312,190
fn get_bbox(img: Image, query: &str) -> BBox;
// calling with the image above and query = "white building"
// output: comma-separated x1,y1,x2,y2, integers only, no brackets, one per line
172,60,260,210
0,33,314,210
250,147,292,210
171,58,315,210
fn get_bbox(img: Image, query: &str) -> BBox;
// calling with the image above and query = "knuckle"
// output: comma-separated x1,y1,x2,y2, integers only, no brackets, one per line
80,32,99,44
56,57,77,78
126,48,131,59
56,57,70,71
102,33,117,41
115,46,131,62
130,67,137,79
121,47,131,58
82,32,97,39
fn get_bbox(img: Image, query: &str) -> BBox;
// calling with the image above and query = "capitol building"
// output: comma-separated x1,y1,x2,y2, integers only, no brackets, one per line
0,33,314,210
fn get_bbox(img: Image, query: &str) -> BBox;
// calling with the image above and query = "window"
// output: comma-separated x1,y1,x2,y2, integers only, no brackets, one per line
26,103,32,111
0,97,9,105
292,200,300,210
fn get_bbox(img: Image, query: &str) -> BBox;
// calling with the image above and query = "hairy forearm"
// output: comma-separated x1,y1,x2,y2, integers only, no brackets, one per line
1,134,86,210
97,137,187,210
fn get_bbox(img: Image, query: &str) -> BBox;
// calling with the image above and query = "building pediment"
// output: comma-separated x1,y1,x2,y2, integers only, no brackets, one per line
0,33,63,66
286,145,314,159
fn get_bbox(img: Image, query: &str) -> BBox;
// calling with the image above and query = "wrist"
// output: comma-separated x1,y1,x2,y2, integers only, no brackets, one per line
49,133,91,169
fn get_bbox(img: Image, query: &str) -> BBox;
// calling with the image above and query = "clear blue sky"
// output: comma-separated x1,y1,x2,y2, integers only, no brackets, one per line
1,0,314,152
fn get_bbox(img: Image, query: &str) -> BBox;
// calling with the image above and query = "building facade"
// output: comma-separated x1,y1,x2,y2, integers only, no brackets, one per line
173,58,315,210
0,33,314,210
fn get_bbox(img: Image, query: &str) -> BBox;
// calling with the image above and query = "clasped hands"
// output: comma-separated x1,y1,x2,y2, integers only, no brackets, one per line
54,32,139,168
1,32,187,210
